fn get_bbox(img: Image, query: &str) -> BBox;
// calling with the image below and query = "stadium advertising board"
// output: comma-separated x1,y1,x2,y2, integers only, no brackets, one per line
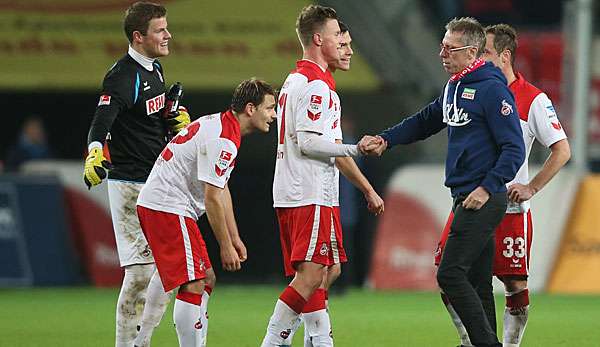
0,0,379,90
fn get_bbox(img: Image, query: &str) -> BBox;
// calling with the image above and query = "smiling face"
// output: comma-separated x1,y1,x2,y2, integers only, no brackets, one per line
439,30,477,74
136,16,171,58
318,18,342,67
333,31,353,72
250,94,277,133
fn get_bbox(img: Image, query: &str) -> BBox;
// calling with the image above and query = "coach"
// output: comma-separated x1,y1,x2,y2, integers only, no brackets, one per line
359,17,525,346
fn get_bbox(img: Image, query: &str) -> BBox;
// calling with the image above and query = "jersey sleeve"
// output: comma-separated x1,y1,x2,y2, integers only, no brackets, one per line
331,113,343,141
295,81,330,135
197,138,238,188
87,64,137,145
527,93,567,147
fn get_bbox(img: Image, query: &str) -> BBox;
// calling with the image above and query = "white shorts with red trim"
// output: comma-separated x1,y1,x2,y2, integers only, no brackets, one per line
276,205,347,277
137,206,212,292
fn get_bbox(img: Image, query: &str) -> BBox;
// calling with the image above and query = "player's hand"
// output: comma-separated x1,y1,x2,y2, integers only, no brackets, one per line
232,237,247,262
358,135,387,156
166,106,191,134
507,183,535,203
83,147,112,189
365,190,384,215
462,186,490,210
220,244,241,272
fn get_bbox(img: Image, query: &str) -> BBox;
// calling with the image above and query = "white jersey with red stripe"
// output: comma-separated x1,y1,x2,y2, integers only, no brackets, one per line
138,110,241,220
507,72,567,213
273,60,341,208
328,88,343,207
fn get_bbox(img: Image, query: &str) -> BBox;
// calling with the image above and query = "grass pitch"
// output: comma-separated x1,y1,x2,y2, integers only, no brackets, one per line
0,286,598,346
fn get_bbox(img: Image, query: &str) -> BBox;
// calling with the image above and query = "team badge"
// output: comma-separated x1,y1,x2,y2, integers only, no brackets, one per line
319,242,329,256
500,99,513,116
98,94,111,106
461,88,476,100
195,319,203,330
215,150,233,177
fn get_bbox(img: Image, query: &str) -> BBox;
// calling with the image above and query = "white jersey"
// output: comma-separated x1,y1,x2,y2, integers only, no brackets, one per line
506,73,567,213
273,60,341,208
329,89,343,206
138,110,240,220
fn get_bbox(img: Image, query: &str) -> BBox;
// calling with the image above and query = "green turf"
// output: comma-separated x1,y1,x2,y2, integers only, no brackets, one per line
0,286,598,346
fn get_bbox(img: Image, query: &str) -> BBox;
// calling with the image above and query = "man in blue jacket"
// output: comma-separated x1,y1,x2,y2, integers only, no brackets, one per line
360,17,525,347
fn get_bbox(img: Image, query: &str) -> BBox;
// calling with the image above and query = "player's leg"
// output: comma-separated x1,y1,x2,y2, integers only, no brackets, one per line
261,262,326,347
494,212,533,347
198,266,216,347
436,212,473,346
173,279,205,347
436,194,506,347
133,270,173,347
109,180,155,347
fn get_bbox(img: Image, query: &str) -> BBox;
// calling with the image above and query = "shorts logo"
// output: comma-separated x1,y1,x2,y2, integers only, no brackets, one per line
280,329,291,339
215,150,233,177
501,99,513,116
319,242,329,256
98,94,111,106
194,319,203,330
146,93,165,115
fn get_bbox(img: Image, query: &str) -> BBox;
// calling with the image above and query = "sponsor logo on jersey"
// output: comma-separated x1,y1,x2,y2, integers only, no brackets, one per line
501,99,513,116
461,87,476,100
307,110,321,121
546,105,556,115
215,150,233,177
146,93,165,115
309,94,323,113
98,94,111,106
143,81,150,91
443,104,471,126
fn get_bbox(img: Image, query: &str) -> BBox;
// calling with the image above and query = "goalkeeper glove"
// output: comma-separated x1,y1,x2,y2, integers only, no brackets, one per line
166,106,191,134
83,147,112,189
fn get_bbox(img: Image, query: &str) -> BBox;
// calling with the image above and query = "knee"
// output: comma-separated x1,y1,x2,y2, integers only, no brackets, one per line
297,263,327,291
436,267,460,291
204,268,217,289
179,279,205,295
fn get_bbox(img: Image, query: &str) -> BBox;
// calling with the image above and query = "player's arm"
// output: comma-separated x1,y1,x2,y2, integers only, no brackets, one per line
84,65,133,188
297,131,362,157
335,141,384,215
222,183,247,262
204,183,241,271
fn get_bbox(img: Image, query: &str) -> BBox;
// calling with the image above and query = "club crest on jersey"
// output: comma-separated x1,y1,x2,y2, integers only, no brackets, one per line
146,93,165,115
461,88,476,100
98,94,111,106
501,99,513,116
215,150,233,177
307,110,321,121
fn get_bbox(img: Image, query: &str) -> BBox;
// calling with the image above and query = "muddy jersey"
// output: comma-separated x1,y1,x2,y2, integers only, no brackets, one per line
137,110,240,220
506,72,567,213
273,60,339,208
87,48,168,182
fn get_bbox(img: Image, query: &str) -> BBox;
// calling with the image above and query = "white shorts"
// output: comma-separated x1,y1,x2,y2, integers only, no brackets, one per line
108,180,154,267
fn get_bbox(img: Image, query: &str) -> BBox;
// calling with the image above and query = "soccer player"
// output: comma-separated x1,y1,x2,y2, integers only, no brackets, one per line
261,6,384,347
436,24,571,347
82,2,190,346
137,78,277,347
360,17,526,347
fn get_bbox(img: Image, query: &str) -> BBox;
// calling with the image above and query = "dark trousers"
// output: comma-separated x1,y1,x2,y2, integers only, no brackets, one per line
437,192,507,347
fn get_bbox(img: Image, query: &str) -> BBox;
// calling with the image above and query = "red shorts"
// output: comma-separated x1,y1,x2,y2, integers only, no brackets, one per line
434,211,533,277
276,205,347,277
137,206,212,292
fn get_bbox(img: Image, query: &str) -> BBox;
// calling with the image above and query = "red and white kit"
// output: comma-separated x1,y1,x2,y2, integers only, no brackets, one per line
273,60,347,275
435,73,567,276
137,110,240,291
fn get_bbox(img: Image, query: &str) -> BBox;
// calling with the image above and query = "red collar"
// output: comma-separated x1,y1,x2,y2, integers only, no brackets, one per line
295,60,336,91
449,58,485,82
221,109,241,148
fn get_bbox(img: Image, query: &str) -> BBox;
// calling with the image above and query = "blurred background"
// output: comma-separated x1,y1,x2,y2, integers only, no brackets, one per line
0,0,598,296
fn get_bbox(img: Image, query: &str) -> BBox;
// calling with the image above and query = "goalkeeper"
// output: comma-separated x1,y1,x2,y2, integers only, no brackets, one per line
83,2,189,347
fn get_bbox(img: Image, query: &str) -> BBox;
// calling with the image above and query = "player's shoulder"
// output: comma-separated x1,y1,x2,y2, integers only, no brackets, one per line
104,54,138,81
199,110,241,149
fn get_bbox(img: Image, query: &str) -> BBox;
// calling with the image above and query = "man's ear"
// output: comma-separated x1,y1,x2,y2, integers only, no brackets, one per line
244,102,256,116
132,30,144,44
502,50,512,66
312,32,322,47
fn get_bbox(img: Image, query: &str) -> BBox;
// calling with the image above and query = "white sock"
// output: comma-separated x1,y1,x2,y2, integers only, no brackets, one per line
303,309,332,347
116,264,154,347
302,313,313,347
199,289,211,347
173,295,202,347
261,300,301,347
443,301,472,347
133,271,173,347
503,305,529,347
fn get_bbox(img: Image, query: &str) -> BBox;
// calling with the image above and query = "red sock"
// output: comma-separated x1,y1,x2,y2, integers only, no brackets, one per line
176,291,202,306
279,286,306,314
506,289,529,309
302,288,327,313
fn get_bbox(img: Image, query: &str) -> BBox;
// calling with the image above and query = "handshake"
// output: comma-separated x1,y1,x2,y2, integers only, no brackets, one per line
358,135,388,156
